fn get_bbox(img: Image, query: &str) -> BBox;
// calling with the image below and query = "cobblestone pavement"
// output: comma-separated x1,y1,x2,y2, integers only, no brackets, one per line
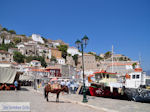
0,87,101,112
34,86,150,112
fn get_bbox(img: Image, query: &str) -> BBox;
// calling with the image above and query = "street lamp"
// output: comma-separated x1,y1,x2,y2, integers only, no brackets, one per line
75,35,89,103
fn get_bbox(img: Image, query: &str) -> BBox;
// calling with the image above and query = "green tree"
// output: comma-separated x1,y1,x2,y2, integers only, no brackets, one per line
0,47,6,51
1,35,5,44
88,52,95,55
37,56,47,68
104,51,112,59
41,37,48,43
9,30,16,34
25,56,33,63
13,37,21,44
95,55,103,61
57,45,68,59
25,55,47,68
0,33,6,44
68,53,71,57
72,54,78,66
88,52,103,61
2,28,8,31
13,51,25,63
0,42,16,51
50,56,57,63
20,34,26,36
45,44,48,47
132,63,137,69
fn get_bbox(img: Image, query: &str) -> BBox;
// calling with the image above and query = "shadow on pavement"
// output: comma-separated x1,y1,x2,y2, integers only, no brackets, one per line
20,87,29,91
88,96,95,100
48,100,71,103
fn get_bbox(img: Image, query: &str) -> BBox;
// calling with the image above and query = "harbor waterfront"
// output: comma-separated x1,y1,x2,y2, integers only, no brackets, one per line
0,1,150,112
0,86,150,112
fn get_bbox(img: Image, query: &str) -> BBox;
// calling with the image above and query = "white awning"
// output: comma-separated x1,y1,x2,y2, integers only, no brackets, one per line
0,67,17,84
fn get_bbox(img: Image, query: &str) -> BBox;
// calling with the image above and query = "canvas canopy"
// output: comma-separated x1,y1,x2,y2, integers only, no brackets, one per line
0,67,17,84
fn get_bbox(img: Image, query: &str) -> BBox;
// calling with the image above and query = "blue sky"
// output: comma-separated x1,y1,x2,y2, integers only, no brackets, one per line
0,0,150,70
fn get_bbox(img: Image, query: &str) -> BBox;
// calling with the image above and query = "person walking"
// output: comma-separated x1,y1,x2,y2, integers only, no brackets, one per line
66,80,70,87
70,82,75,94
66,80,71,93
14,80,18,91
60,80,65,87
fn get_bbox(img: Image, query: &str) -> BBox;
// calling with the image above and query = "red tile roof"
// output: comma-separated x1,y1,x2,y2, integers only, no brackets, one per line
134,68,142,72
29,69,49,72
94,70,117,75
108,62,134,66
0,61,11,64
31,60,40,62
0,50,9,54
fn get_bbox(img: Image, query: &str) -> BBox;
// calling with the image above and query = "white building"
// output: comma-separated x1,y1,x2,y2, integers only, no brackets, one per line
57,58,65,65
48,49,52,59
67,47,81,56
30,60,41,67
52,42,60,48
0,38,10,44
4,39,10,44
32,34,44,44
99,53,105,58
17,43,25,55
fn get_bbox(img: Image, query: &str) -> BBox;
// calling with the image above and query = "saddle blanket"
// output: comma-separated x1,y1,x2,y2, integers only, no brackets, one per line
51,84,61,90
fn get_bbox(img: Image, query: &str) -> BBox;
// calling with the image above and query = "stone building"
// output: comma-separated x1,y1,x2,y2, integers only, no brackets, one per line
46,64,76,79
105,61,139,76
66,56,75,67
0,50,13,62
17,43,37,56
77,53,97,71
8,48,19,54
50,48,62,59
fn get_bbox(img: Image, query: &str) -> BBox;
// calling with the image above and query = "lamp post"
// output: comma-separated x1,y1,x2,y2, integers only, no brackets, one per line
75,35,89,103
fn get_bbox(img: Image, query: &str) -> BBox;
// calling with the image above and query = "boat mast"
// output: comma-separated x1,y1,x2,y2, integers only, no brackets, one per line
139,52,141,68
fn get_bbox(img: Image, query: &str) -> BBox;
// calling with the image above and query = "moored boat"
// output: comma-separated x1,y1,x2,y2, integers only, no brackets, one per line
88,68,150,102
124,68,150,102
88,70,123,98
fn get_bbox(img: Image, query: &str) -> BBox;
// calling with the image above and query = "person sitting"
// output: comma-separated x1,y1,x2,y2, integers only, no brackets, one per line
5,84,10,90
0,83,5,90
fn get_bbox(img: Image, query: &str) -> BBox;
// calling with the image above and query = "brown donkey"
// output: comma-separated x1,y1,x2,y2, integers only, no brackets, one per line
44,84,69,102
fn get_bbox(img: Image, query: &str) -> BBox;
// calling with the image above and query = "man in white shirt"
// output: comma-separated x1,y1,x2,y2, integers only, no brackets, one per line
60,80,65,86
